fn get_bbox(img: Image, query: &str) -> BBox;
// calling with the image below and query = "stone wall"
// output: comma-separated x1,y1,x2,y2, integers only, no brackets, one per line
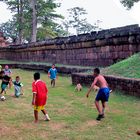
0,64,91,74
71,73,140,97
0,24,140,66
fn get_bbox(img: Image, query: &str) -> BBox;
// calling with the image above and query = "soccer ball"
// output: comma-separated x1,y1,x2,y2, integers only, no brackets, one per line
1,96,6,101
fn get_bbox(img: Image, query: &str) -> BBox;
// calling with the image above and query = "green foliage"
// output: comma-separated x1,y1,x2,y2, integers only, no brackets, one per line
120,0,140,9
0,69,140,140
0,19,18,42
1,0,66,42
103,53,140,78
65,7,97,34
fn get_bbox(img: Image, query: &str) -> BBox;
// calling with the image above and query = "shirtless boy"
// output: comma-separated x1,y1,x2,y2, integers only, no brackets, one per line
86,68,110,121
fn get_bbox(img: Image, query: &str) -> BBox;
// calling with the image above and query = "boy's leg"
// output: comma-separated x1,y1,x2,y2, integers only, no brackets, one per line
95,100,102,115
34,110,39,123
101,101,106,117
53,79,55,87
95,100,105,121
51,79,53,87
9,78,12,89
41,109,50,121
0,88,5,95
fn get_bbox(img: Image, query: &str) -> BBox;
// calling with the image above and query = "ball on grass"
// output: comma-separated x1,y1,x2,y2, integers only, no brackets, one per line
1,96,6,101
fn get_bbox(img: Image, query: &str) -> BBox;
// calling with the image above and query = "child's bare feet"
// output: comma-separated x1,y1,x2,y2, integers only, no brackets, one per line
34,120,38,123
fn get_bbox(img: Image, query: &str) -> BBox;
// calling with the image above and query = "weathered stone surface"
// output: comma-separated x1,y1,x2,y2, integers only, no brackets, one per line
0,25,140,66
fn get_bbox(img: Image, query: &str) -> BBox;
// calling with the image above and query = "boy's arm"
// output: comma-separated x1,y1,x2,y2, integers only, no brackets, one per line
56,69,58,79
86,77,97,98
48,69,51,78
32,82,37,105
32,93,36,105
21,87,24,95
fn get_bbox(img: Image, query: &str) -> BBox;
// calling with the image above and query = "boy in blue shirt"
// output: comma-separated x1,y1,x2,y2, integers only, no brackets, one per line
48,64,57,87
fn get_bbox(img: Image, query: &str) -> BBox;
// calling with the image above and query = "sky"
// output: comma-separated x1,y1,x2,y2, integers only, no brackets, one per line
0,0,140,32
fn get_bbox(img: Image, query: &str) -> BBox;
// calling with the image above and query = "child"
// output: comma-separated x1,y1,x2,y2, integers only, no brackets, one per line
32,72,50,123
3,65,12,76
13,76,24,97
86,68,110,121
0,71,11,100
48,64,57,87
3,65,12,88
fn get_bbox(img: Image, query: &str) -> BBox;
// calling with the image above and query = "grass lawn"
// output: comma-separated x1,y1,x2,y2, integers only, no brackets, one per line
102,53,140,79
0,69,140,140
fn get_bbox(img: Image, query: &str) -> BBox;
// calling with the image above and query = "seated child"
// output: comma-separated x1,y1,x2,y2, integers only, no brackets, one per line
13,76,24,97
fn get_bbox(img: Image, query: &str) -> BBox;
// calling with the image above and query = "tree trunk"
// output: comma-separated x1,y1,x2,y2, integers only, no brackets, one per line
17,0,24,44
29,0,37,43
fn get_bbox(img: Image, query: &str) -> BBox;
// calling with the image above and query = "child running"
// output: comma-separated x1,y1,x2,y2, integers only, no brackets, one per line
86,68,110,121
0,71,11,100
13,76,24,97
32,72,50,123
48,64,57,87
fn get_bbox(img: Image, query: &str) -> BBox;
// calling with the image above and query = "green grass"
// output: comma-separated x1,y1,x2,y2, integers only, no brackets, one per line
0,69,140,140
102,53,140,79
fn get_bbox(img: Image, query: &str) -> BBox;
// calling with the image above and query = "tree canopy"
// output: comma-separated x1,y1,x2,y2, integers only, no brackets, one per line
120,0,140,9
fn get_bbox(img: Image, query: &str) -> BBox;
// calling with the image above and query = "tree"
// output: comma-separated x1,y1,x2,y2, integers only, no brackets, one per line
3,0,25,44
120,0,140,9
0,19,18,43
29,0,37,42
65,7,97,35
2,0,65,43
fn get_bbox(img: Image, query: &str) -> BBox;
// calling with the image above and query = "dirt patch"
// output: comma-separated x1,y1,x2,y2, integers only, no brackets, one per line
86,120,99,127
56,108,73,116
111,109,123,114
79,120,99,132
0,123,20,137
49,122,66,131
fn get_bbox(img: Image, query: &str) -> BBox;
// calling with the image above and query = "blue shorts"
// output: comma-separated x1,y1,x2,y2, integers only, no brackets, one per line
95,88,110,102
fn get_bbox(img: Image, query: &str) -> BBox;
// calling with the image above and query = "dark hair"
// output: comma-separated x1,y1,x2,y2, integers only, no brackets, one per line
94,68,100,74
34,72,40,80
0,70,4,74
52,64,55,66
16,76,20,79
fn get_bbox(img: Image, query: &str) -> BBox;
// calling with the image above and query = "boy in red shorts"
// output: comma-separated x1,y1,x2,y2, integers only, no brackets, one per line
32,72,50,123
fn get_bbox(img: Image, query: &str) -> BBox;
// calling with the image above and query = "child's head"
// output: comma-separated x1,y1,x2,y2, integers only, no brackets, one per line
5,65,9,70
93,68,100,76
34,72,40,80
52,64,55,69
16,76,20,82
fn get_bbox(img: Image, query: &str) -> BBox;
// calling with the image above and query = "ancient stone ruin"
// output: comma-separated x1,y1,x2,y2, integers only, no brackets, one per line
0,24,140,66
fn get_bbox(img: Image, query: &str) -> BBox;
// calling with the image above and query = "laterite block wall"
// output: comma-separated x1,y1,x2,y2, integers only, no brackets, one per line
0,25,140,66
